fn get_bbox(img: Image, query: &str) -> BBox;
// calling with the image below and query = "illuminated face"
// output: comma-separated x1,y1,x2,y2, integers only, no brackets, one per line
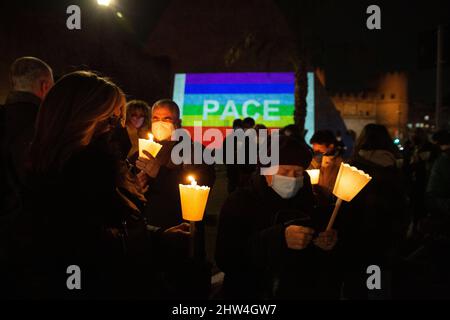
151,106,180,128
265,165,304,185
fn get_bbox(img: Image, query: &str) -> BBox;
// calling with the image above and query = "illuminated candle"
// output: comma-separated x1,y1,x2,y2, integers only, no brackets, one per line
306,169,320,185
179,176,210,222
326,163,372,230
138,133,162,160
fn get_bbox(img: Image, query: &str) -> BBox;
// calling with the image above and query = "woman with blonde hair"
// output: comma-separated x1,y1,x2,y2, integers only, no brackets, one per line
7,71,188,299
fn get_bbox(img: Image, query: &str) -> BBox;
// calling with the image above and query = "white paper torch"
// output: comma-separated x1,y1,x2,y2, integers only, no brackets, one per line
326,163,372,230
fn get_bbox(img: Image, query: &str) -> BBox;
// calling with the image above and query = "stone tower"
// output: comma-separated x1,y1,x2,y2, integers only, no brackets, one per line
375,72,409,137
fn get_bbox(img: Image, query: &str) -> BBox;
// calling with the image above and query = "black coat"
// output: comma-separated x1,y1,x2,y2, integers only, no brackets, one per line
7,135,161,299
141,139,216,299
215,173,337,299
143,140,216,228
338,155,408,269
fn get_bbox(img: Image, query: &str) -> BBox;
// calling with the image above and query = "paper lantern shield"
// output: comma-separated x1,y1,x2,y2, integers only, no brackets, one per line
306,169,320,185
179,184,210,221
332,163,372,202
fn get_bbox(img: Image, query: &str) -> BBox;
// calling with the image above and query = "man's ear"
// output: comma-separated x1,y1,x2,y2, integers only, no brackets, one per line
176,119,182,128
40,79,51,98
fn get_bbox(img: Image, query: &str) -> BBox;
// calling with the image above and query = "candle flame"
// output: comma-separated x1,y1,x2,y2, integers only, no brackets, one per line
187,175,197,186
148,133,154,142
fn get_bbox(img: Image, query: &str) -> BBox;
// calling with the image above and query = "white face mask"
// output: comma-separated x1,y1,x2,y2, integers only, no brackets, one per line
270,174,304,199
151,121,175,141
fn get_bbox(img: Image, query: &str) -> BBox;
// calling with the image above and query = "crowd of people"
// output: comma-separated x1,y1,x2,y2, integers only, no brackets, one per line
0,56,449,299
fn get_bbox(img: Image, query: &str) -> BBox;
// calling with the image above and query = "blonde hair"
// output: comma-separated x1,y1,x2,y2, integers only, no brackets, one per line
30,71,125,173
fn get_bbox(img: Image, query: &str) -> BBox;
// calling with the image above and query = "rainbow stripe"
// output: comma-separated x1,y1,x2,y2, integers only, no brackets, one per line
172,72,315,146
173,72,296,128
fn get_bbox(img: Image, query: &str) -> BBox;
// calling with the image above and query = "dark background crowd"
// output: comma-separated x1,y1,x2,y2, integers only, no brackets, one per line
0,56,449,300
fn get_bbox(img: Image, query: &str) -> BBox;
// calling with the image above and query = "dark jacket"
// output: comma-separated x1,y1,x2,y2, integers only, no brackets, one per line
425,149,450,238
222,131,257,193
143,139,215,238
215,173,337,299
7,135,161,299
142,139,216,299
338,154,408,268
1,91,40,217
309,153,343,207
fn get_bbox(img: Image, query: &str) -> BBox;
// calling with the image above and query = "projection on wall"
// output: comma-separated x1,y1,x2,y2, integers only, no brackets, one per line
172,72,315,144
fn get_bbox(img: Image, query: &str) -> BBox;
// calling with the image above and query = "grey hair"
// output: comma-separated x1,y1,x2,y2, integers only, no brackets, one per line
151,99,180,119
10,56,53,90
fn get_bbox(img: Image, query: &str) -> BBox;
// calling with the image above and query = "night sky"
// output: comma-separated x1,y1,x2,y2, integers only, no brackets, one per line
1,0,449,106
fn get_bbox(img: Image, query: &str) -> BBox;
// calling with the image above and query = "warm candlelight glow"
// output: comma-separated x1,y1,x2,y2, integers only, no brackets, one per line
306,169,320,185
332,163,372,202
326,163,372,230
187,175,197,186
179,176,210,221
138,133,162,159
97,0,112,7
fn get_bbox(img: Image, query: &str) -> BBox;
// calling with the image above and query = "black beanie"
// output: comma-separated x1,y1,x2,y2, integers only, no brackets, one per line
265,135,313,169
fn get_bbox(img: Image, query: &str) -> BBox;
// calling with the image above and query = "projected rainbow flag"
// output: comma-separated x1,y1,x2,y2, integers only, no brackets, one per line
172,72,315,143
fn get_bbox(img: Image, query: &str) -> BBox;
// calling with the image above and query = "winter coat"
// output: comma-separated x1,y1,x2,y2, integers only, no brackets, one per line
309,154,343,207
1,91,40,216
7,135,161,299
216,173,337,299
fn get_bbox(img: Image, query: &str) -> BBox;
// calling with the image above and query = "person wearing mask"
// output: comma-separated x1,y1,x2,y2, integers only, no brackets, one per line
308,130,343,207
1,57,54,217
215,135,338,299
5,71,189,299
338,124,408,299
136,99,216,299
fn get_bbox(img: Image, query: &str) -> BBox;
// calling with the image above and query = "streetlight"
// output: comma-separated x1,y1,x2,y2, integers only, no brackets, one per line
97,0,112,7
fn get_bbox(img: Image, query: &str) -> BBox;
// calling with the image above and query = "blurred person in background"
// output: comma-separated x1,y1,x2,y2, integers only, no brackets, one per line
136,99,215,299
1,56,53,218
338,124,408,299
